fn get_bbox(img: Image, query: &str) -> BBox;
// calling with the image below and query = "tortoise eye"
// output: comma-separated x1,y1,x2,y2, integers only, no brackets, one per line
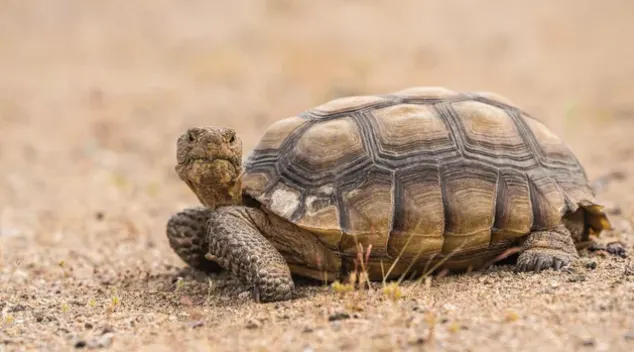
188,132,195,142
229,134,236,143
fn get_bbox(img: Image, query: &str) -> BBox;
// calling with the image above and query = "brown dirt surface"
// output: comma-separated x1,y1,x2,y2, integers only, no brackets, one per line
1,1,634,351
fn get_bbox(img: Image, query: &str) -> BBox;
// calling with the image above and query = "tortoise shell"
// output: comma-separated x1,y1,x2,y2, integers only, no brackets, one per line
242,87,609,261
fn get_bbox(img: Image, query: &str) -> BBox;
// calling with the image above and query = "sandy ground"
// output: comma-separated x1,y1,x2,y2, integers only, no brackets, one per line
1,1,634,351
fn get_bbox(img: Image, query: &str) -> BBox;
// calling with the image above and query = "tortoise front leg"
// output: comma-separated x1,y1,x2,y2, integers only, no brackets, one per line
166,206,224,273
207,206,295,303
515,225,579,272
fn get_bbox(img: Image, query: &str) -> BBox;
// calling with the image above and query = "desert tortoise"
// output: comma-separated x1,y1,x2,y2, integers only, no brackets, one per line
166,86,611,302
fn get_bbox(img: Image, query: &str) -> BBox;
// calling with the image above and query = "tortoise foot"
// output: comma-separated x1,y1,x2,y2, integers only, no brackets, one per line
515,227,579,273
515,248,576,272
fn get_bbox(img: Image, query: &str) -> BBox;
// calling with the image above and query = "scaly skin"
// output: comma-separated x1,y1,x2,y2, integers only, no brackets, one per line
168,126,295,302
205,206,294,302
166,206,223,273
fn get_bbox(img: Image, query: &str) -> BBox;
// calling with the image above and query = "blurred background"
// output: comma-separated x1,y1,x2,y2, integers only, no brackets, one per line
1,0,633,273
1,1,634,349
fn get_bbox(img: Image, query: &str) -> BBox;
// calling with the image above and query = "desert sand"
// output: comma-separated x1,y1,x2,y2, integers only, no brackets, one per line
1,1,633,351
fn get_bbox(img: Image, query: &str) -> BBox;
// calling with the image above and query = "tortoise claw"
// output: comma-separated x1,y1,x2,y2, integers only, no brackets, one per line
253,285,261,303
516,248,575,273
534,257,547,272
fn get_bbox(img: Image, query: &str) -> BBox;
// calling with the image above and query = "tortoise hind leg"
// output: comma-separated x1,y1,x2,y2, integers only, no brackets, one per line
515,225,579,272
166,206,224,273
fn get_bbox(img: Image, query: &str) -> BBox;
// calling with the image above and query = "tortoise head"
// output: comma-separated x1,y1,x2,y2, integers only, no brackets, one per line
175,126,243,210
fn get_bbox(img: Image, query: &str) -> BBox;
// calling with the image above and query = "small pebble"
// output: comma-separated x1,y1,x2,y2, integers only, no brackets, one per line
581,338,595,347
588,243,606,252
328,312,350,322
442,303,457,311
409,337,426,345
606,242,628,258
585,261,597,270
569,274,586,282
189,320,204,329
91,333,114,348
10,304,26,312
624,332,634,340
245,320,261,329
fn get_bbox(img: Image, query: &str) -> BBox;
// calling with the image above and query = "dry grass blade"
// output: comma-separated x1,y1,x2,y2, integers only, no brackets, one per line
413,237,476,288
396,244,431,286
383,230,416,283
479,246,522,271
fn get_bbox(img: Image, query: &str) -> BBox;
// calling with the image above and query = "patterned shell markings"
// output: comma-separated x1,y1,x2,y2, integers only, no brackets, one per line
242,87,604,259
